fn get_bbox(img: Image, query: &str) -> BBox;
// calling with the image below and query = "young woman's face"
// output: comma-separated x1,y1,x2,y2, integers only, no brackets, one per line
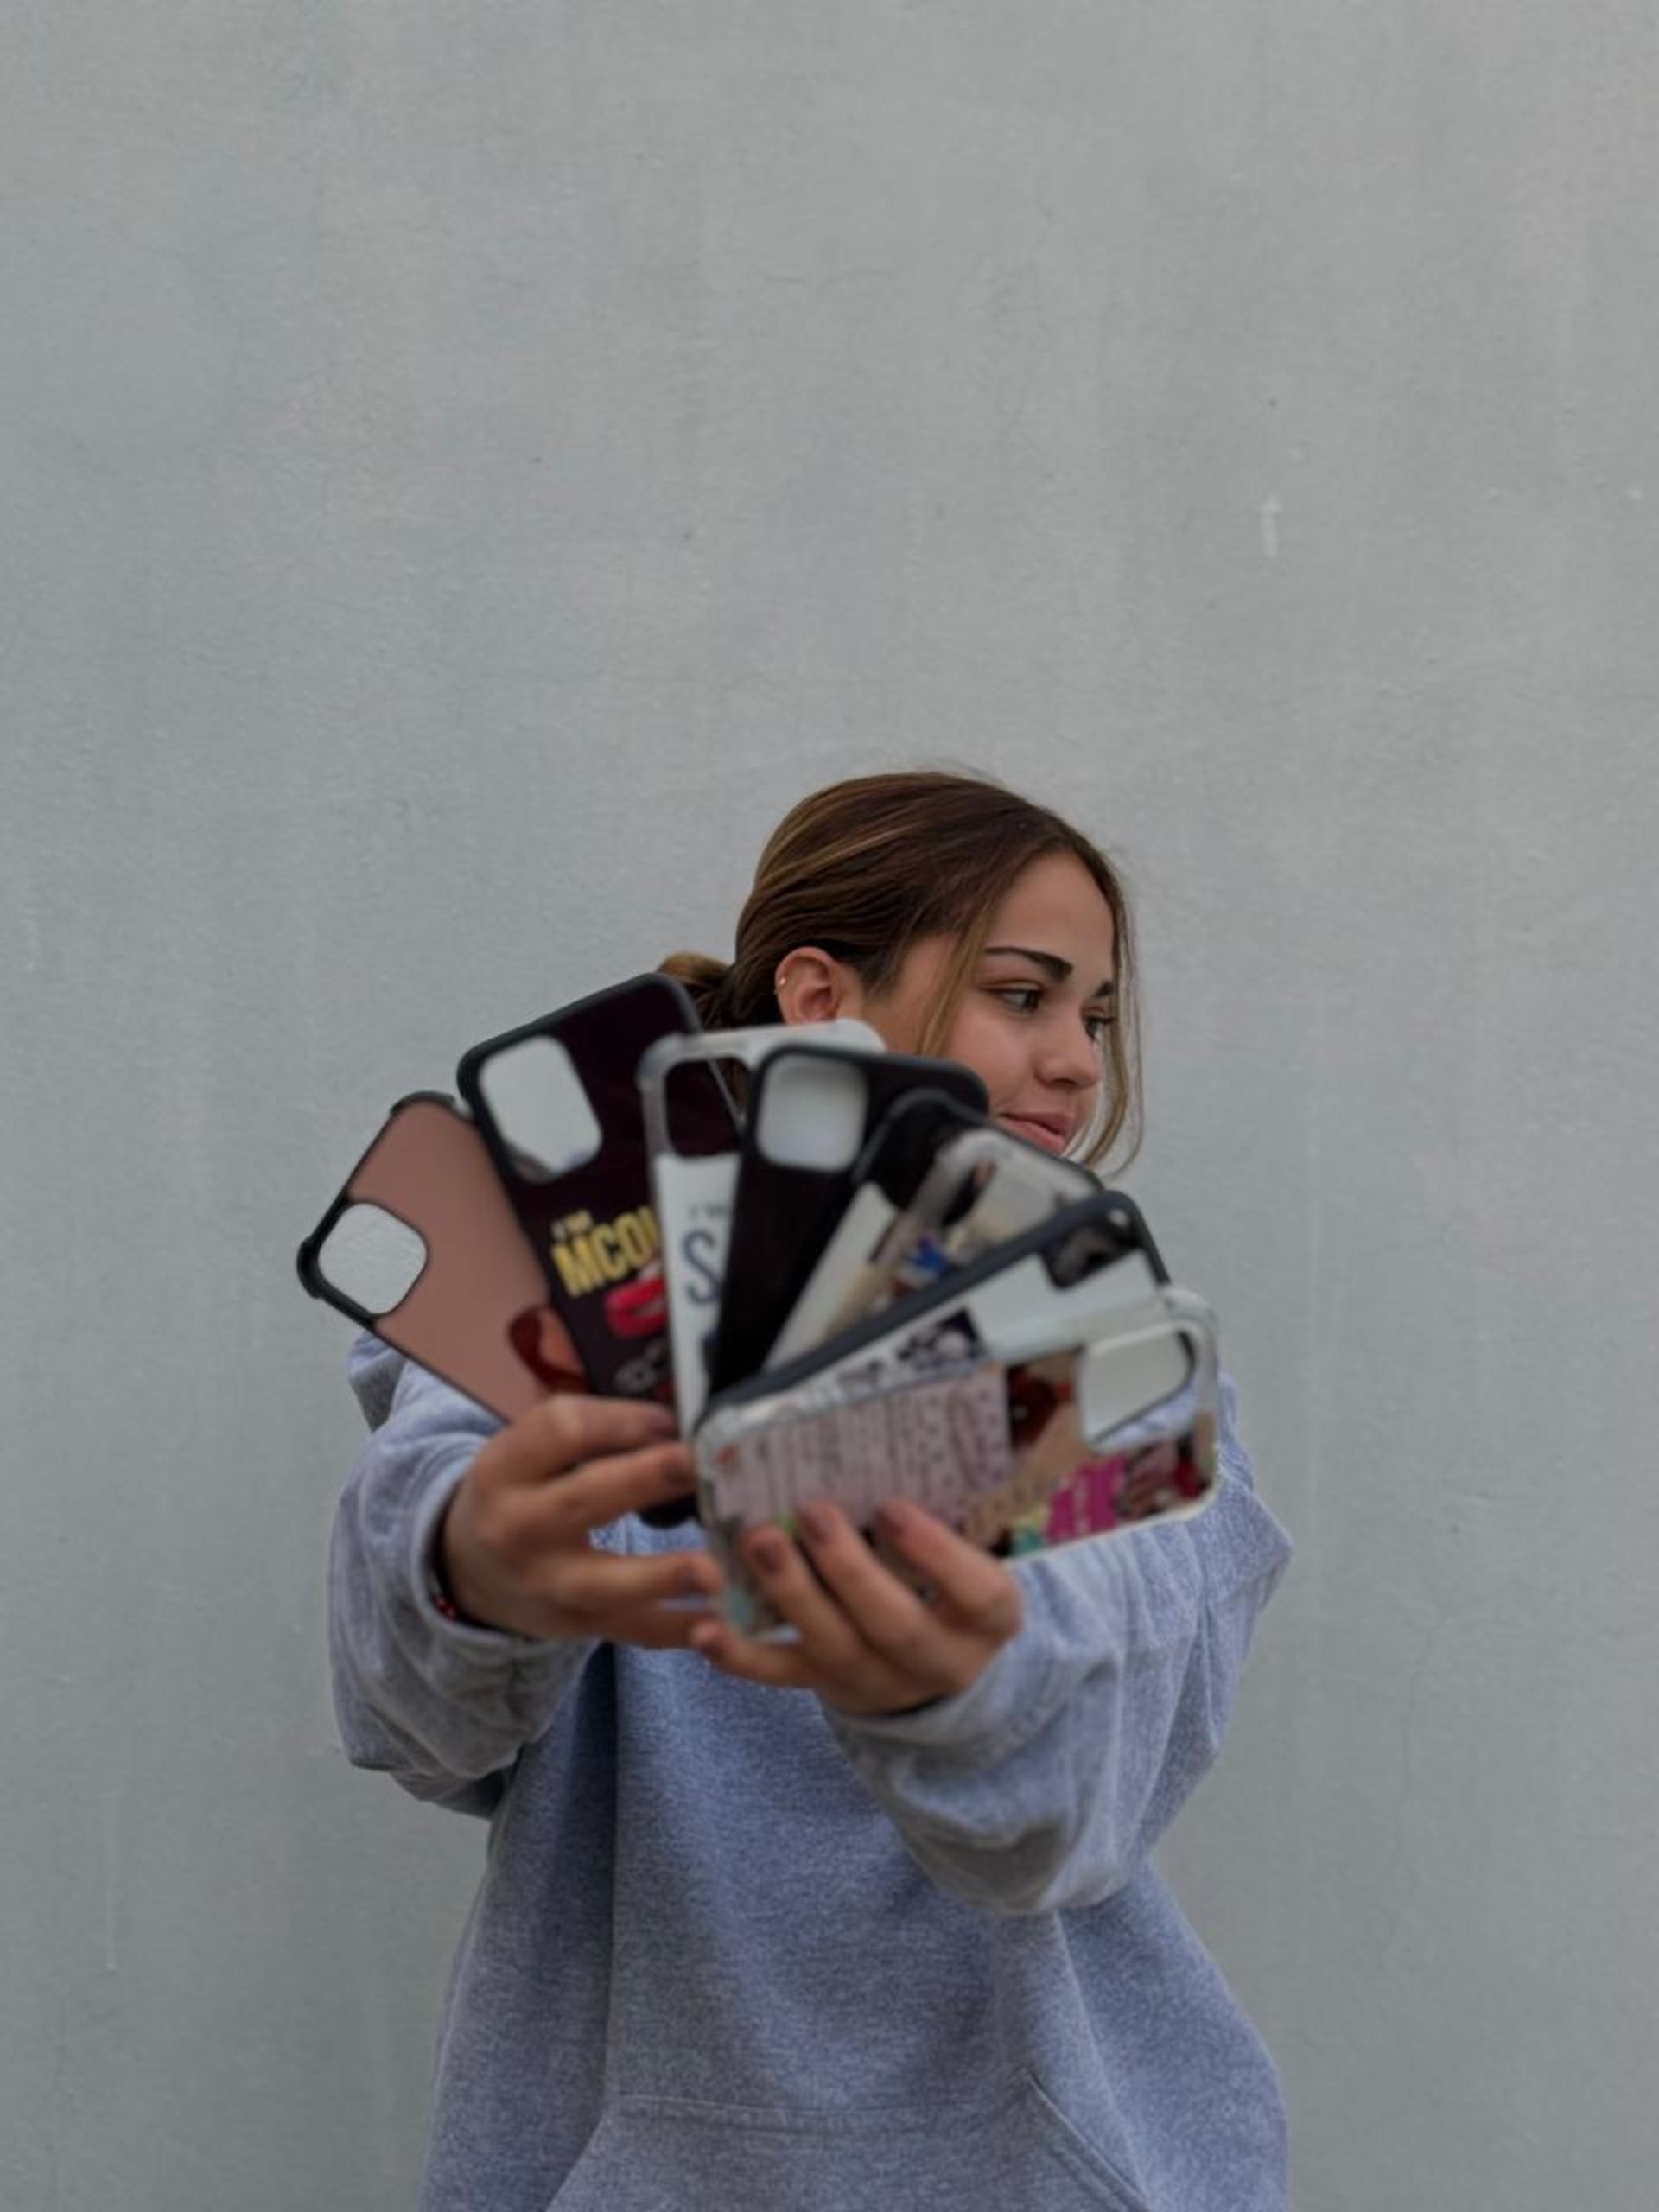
861,851,1117,1156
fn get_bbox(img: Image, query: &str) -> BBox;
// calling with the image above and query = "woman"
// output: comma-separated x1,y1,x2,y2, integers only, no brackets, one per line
328,771,1294,2211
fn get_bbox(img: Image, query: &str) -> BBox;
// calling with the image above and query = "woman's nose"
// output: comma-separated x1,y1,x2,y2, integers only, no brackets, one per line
1039,1014,1103,1091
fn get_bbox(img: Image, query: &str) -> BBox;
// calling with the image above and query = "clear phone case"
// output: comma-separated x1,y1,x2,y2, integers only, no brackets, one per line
696,1287,1219,1631
769,1113,1096,1364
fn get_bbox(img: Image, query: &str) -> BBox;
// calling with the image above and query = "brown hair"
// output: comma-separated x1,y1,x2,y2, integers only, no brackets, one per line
660,770,1142,1170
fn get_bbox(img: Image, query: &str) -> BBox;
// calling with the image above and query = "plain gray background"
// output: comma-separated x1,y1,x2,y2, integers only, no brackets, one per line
5,5,1656,2208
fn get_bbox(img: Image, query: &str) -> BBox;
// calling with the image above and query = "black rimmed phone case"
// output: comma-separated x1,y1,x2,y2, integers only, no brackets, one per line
702,1043,988,1397
457,975,739,1525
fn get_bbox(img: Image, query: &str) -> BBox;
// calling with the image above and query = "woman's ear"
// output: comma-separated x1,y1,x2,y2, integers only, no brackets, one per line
772,947,866,1027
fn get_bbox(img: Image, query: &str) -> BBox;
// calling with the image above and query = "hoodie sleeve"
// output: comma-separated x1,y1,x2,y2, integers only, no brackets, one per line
327,1335,607,1818
821,1373,1292,1914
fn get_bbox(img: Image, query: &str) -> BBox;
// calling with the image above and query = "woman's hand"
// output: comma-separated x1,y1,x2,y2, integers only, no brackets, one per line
438,1395,721,1643
689,1499,1023,1716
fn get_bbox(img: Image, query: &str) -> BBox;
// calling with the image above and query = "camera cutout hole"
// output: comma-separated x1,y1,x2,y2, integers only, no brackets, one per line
317,1205,428,1318
477,1036,603,1181
754,1055,867,1172
1075,1330,1185,1441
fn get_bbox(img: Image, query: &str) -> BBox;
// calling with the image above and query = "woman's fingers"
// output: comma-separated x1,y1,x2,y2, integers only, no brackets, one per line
698,1501,1022,1711
862,1502,1025,1643
789,1502,1016,1689
520,1438,698,1537
538,1544,720,1626
444,1503,722,1643
478,1393,682,1491
461,1439,696,1582
605,1599,729,1652
441,1395,705,1639
736,1523,874,1671
688,1618,811,1687
689,1610,900,1700
457,1393,1023,1688
470,1395,697,1538
690,1521,904,1698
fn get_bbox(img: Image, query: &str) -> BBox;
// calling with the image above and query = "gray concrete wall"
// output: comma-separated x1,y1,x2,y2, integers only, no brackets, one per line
4,6,1656,2206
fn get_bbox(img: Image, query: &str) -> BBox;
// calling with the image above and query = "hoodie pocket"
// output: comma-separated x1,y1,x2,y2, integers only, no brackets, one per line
544,2071,1156,2212
1016,2069,1159,2212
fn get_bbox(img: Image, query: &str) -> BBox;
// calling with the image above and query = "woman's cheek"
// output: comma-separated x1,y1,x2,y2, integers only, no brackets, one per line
939,1004,1020,1099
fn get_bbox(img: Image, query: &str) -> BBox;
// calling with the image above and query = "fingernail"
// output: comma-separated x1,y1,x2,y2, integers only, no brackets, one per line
690,1622,721,1655
798,1503,835,1545
748,1531,786,1575
874,1501,912,1540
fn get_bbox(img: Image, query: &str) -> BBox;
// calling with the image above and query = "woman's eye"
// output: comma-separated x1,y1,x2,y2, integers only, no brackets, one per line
991,986,1044,1014
1084,1014,1116,1046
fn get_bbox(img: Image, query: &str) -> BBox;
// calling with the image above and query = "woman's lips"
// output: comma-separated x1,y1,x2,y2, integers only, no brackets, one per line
998,1114,1071,1155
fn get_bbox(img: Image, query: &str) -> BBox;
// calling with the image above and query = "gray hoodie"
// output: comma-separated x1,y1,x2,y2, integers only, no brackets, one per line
329,1336,1293,2212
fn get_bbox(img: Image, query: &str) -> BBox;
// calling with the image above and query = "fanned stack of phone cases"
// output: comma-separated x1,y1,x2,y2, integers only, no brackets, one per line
638,1027,1221,1632
297,972,1220,1606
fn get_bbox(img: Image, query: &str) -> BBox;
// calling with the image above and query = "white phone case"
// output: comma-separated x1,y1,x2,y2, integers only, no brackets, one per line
637,1020,882,1427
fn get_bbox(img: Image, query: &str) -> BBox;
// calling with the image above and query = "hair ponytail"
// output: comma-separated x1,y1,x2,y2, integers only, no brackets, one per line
657,950,736,1029
658,944,793,1032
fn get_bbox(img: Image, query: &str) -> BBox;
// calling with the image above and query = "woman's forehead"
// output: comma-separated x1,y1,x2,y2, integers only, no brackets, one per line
983,854,1116,974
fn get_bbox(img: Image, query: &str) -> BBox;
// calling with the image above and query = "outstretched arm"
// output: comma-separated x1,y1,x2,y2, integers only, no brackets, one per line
327,1338,716,1814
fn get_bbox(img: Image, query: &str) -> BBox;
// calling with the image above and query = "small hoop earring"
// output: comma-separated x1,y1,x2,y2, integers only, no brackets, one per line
775,969,791,995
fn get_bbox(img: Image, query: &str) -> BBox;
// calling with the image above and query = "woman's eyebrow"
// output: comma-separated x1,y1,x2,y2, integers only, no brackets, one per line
982,945,1116,997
